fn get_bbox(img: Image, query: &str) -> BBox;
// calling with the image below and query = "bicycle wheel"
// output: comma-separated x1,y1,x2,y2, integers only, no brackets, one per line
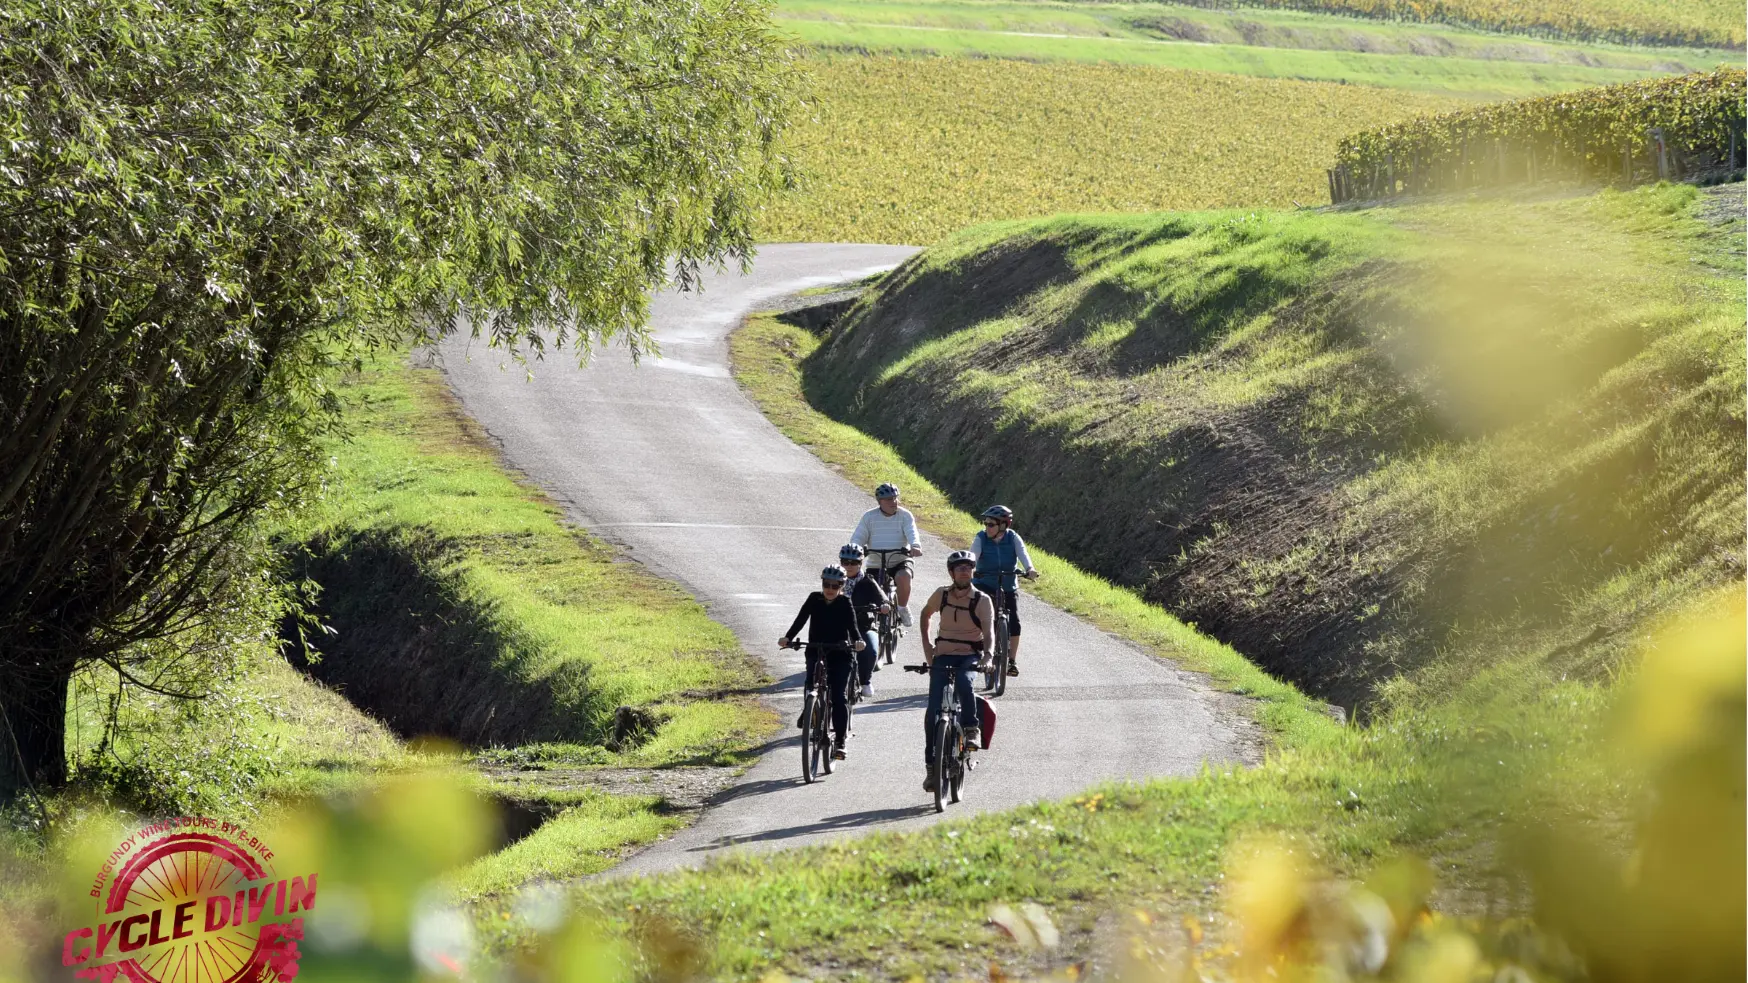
881,615,897,665
801,693,819,784
992,615,1010,698
948,735,965,804
932,717,951,813
819,682,837,775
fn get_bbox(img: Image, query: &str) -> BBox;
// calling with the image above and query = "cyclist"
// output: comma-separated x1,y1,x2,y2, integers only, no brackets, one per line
850,482,923,627
779,565,866,761
918,550,993,792
839,544,891,699
970,505,1040,676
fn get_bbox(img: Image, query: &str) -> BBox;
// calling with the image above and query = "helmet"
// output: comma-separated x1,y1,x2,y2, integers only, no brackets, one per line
874,482,900,499
946,550,977,570
981,505,1014,521
821,565,847,583
838,543,865,561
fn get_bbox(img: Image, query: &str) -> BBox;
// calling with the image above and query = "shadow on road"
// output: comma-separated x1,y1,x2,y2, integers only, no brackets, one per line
689,804,938,850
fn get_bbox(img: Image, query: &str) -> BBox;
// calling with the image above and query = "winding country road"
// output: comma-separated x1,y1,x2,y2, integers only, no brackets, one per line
438,244,1254,877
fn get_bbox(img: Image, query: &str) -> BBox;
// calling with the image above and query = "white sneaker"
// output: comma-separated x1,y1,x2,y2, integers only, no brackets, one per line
898,607,912,627
860,683,874,698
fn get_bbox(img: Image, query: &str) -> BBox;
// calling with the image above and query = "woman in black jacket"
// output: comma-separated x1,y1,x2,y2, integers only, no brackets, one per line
779,565,865,759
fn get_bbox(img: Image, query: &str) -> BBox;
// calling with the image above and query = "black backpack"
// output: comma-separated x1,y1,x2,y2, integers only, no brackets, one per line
934,585,988,630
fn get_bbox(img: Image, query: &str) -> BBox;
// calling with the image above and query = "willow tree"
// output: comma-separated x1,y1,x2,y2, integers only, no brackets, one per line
0,0,798,800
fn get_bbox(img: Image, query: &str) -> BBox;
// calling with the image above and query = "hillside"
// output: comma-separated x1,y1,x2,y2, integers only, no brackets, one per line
802,183,1745,709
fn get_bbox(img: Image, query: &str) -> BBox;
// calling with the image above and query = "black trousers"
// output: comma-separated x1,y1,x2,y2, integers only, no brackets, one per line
805,646,854,741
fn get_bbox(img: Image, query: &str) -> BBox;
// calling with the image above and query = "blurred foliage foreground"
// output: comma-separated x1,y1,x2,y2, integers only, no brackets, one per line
1,594,1738,982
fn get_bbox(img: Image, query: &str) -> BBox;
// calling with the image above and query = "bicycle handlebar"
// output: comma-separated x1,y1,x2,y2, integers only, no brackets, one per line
902,664,929,674
781,639,858,651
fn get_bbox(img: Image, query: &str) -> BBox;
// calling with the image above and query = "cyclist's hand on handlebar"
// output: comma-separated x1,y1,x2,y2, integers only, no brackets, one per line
879,604,891,614
852,640,866,652
907,546,923,557
778,636,792,650
1023,569,1041,581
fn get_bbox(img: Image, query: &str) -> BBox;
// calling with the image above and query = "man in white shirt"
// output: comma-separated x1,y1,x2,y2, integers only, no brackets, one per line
850,482,923,624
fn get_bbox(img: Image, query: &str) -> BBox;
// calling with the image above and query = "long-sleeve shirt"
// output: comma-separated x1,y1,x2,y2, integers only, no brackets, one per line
784,592,860,649
851,506,920,552
970,529,1035,591
845,573,890,633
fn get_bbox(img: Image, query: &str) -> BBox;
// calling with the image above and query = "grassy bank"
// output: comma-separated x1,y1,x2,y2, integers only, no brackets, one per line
283,360,771,768
281,359,777,891
765,54,1461,244
515,192,1741,976
800,183,1744,713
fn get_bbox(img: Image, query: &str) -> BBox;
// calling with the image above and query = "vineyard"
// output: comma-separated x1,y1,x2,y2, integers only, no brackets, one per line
764,55,1459,244
1169,0,1745,48
1329,68,1747,202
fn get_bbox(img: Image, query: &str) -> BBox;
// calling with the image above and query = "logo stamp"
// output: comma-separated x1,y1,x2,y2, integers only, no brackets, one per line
62,817,315,983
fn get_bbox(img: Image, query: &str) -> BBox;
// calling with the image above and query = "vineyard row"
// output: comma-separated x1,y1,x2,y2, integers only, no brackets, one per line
1327,69,1747,204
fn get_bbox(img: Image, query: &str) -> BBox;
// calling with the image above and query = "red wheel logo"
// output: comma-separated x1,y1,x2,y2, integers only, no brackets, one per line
63,818,314,983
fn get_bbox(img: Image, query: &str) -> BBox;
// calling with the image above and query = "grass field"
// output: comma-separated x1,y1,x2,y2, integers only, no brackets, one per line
1159,0,1743,47
779,0,1736,96
762,55,1463,244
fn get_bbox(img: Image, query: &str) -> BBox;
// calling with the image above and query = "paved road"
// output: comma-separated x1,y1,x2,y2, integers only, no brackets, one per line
438,244,1253,876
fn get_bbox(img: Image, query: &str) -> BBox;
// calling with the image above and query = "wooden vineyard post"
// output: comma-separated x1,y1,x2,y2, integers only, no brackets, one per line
1649,127,1668,180
1328,168,1339,204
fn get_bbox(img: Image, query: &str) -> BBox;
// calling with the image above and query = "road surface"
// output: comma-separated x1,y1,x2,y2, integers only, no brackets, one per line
437,244,1254,876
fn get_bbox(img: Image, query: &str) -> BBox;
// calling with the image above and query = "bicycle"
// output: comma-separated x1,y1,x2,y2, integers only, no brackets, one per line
865,547,916,665
904,661,977,812
784,640,855,783
979,572,1035,697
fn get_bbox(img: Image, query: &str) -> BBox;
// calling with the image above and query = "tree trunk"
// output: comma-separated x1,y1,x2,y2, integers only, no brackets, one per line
0,665,71,803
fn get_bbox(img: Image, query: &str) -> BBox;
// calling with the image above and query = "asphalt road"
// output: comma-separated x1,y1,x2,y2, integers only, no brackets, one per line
437,244,1254,877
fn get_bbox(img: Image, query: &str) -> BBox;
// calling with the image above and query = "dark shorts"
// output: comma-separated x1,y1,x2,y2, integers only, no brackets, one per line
975,582,1022,636
866,552,914,580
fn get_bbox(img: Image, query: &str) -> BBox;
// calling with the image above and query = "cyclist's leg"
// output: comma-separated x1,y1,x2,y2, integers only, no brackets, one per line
894,565,913,614
952,655,978,734
1006,591,1023,668
859,630,879,684
827,652,852,743
924,661,950,764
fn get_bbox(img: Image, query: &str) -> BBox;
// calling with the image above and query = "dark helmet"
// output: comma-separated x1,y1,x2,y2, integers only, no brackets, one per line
946,550,976,571
981,505,1014,522
821,565,848,584
838,543,866,562
874,482,900,499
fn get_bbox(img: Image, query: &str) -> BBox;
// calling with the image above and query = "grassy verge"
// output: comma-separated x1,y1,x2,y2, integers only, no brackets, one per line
283,360,772,769
763,54,1463,244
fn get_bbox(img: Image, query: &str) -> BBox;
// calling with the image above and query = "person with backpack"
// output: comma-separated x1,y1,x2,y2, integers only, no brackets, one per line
970,504,1040,676
918,550,993,792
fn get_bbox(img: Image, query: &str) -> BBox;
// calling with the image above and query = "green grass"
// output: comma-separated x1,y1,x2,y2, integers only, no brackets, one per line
779,0,1736,97
732,312,1335,742
284,361,774,768
523,196,1738,974
801,183,1745,710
